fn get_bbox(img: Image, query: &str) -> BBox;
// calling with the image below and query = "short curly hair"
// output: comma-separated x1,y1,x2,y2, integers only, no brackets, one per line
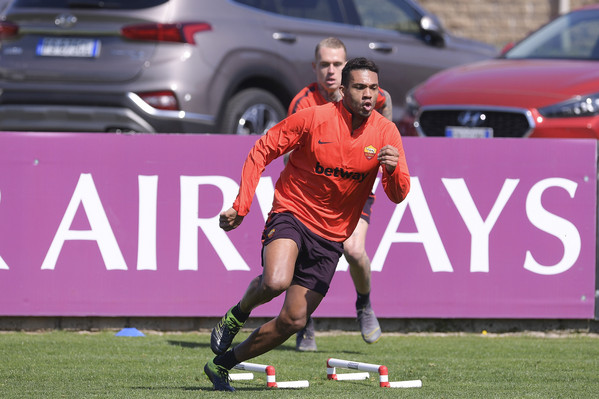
341,57,379,86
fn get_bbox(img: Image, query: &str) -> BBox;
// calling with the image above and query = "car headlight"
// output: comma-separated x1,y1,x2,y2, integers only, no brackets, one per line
538,93,599,118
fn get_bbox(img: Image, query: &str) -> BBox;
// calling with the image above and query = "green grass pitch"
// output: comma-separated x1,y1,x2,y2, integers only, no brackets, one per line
1,329,597,398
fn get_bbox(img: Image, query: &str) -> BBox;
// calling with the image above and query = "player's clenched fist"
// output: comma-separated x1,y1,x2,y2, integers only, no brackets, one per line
377,145,399,173
219,208,244,231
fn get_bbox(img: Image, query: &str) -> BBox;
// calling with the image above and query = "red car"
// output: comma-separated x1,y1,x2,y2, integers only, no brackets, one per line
399,5,599,139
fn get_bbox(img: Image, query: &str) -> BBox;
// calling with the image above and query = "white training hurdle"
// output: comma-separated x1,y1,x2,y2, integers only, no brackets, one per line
326,358,422,388
230,361,309,389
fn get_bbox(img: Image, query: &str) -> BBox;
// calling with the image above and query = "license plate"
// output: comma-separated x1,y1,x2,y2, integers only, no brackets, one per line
445,126,493,138
36,38,101,58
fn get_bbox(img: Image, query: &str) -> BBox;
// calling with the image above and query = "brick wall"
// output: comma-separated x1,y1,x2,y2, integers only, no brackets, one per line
418,0,598,48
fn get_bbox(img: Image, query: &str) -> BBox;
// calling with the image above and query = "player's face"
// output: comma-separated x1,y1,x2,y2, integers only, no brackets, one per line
341,69,379,120
313,47,346,94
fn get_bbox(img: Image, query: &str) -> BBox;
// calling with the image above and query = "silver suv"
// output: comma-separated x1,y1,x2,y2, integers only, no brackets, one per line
0,0,496,134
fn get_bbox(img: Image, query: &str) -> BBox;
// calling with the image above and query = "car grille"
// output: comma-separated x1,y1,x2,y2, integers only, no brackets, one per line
417,107,534,138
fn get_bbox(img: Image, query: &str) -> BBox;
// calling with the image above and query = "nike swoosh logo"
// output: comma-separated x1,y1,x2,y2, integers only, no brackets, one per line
318,140,334,144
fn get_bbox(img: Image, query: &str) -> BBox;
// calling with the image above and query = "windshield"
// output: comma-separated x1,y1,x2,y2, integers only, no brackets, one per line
11,0,168,9
505,8,599,60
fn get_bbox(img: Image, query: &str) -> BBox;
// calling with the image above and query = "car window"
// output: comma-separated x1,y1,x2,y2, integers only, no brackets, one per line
11,0,169,9
234,0,344,24
507,10,599,60
352,0,421,34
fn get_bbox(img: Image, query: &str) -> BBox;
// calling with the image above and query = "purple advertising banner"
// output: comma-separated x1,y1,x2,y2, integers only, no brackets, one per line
0,133,595,319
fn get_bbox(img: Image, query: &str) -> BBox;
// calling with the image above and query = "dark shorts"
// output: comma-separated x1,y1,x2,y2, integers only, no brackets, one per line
261,212,343,296
360,192,376,224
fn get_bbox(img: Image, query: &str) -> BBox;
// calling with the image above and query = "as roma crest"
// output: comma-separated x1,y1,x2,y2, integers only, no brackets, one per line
364,145,377,160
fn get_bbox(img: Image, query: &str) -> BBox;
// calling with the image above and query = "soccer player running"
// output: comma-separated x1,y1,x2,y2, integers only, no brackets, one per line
288,37,392,351
205,57,410,391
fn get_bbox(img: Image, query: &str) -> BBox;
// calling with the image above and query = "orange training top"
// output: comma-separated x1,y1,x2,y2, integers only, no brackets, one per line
288,82,387,116
233,101,410,242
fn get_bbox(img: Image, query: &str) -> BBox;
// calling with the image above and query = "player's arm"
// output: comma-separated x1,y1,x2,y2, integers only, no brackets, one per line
228,111,310,227
288,88,312,116
379,127,410,204
378,89,393,121
285,95,311,165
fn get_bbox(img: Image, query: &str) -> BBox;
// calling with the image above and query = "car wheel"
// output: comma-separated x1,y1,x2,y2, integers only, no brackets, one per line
221,88,286,135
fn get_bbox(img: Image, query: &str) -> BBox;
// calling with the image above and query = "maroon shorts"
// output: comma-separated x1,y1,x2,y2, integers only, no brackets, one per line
360,192,376,224
261,212,343,296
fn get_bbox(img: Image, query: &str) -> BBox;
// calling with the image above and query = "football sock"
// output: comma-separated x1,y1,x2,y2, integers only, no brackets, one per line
214,349,239,370
356,291,371,308
231,302,250,323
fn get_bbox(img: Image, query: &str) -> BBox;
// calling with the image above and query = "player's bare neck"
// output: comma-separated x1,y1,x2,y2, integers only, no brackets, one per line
327,90,342,103
352,117,365,133
320,86,342,103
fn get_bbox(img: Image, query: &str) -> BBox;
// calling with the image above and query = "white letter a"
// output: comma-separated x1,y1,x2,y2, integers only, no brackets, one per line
42,173,127,270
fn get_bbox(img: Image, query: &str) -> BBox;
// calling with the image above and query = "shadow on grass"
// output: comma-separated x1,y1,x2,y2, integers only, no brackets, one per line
333,349,364,355
167,339,210,349
276,347,363,356
132,385,269,392
167,339,363,357
166,338,302,354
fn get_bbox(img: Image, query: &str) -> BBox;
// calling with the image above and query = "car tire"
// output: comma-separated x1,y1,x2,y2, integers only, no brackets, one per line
220,88,286,135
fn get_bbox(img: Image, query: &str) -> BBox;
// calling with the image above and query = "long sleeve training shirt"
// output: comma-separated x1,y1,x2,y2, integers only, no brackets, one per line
233,101,410,242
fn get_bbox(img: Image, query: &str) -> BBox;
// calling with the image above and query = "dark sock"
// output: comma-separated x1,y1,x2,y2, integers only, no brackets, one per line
356,291,370,309
231,302,250,323
214,349,239,370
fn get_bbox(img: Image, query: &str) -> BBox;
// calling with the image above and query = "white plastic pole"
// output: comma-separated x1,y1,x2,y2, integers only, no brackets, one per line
233,362,309,389
389,380,423,388
234,362,269,373
327,358,382,373
229,372,254,381
335,372,370,380
276,380,310,388
326,358,421,388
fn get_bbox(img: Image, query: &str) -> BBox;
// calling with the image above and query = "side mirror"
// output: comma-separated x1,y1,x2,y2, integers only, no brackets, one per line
420,15,445,48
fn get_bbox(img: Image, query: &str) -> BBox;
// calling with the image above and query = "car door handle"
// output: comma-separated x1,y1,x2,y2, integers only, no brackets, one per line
369,42,393,53
273,32,297,43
